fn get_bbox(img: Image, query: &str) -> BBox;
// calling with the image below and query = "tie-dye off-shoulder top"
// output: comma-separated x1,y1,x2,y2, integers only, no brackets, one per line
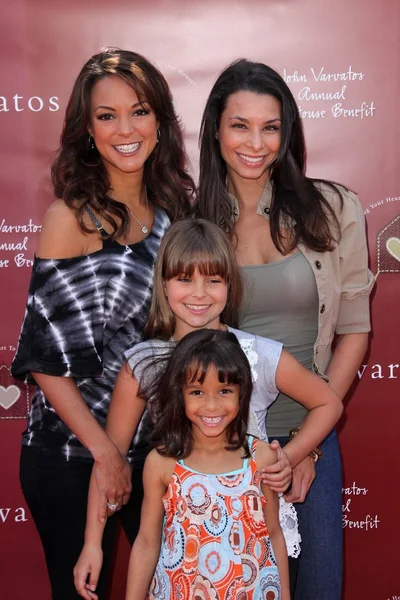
11,206,170,460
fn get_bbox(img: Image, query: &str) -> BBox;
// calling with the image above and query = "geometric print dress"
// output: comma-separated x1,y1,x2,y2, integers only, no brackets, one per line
148,437,281,600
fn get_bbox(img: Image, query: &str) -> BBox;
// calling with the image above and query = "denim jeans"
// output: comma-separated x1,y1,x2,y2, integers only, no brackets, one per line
20,446,144,600
275,429,343,600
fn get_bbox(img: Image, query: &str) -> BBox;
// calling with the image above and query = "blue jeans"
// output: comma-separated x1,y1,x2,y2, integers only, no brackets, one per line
275,429,343,600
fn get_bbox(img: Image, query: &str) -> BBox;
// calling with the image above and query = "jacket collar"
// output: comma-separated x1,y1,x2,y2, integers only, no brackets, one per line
228,181,273,223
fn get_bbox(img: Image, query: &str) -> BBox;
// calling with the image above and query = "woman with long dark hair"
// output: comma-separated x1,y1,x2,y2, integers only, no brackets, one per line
12,48,194,600
195,59,374,599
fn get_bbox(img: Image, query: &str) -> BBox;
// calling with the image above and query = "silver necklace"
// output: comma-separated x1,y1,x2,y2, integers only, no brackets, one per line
112,188,149,234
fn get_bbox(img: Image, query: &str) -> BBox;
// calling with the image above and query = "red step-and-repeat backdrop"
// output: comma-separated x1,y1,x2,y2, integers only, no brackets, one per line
1,1,399,598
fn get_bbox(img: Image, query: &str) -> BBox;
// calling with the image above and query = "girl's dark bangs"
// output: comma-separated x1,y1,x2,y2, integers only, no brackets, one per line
184,353,242,386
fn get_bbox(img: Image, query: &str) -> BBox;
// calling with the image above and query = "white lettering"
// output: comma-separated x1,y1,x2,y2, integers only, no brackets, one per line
28,96,44,112
14,253,34,267
13,94,24,111
298,85,346,101
388,364,399,379
332,101,376,119
0,237,28,251
283,69,307,83
371,364,384,379
15,507,28,522
49,96,60,111
0,96,9,112
357,364,367,379
0,508,11,523
311,66,365,82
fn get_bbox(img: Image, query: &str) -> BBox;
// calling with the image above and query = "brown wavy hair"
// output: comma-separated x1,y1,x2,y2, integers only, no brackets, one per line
144,218,243,339
194,59,342,253
51,48,194,238
150,329,252,459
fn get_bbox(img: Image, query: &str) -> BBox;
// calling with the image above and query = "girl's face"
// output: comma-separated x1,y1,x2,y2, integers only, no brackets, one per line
184,364,240,441
217,90,281,187
88,75,159,183
165,268,228,340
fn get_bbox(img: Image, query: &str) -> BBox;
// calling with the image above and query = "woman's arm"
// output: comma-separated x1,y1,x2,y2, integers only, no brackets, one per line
126,450,170,600
256,442,290,600
326,332,368,399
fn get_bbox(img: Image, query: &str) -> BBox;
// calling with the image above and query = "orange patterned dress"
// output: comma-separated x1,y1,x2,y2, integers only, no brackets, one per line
148,437,281,599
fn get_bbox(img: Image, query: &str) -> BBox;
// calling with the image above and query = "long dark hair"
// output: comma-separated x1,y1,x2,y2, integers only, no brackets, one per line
144,218,243,338
150,329,252,459
195,58,342,253
52,48,194,238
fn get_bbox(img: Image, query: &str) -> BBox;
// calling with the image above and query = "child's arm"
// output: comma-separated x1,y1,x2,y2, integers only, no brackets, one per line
126,450,172,600
274,349,343,469
256,441,290,600
74,362,146,599
96,360,146,521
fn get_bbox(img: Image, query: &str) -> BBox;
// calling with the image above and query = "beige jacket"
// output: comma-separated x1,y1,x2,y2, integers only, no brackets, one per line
230,181,375,377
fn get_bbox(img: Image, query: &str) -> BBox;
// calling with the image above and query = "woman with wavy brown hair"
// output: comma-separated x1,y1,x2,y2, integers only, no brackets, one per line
195,59,374,600
12,48,194,600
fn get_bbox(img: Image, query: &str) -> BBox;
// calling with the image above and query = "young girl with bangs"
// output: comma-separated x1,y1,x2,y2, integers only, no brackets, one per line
74,218,342,599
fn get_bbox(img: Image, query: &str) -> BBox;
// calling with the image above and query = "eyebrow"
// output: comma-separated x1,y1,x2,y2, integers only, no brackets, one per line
94,101,146,112
229,116,281,124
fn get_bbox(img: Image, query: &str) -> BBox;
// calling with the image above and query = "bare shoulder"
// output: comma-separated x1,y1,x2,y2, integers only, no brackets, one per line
254,439,277,470
36,199,93,259
144,448,176,487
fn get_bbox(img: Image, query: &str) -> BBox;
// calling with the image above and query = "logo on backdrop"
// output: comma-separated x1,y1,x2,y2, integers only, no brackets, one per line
0,95,59,112
342,482,380,531
282,65,375,120
0,507,28,524
0,365,31,420
0,217,41,269
376,214,400,277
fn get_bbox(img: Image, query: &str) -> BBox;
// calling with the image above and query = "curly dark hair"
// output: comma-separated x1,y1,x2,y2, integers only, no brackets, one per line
149,329,253,459
51,48,194,238
195,58,342,253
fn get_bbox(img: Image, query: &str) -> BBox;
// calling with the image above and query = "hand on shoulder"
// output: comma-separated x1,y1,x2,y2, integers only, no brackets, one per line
36,199,95,259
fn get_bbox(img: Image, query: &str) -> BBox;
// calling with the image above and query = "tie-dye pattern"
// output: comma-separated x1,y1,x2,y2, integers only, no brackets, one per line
12,207,170,460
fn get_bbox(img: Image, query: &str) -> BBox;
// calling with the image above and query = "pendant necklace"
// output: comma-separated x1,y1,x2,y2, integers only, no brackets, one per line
112,188,149,234
128,187,149,234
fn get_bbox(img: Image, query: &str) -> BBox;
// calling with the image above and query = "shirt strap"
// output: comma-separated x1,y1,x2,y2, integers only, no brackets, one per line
85,206,109,239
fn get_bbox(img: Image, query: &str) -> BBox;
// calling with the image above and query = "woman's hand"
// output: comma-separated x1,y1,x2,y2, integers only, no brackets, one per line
284,455,316,503
73,543,103,600
259,440,292,492
94,450,132,522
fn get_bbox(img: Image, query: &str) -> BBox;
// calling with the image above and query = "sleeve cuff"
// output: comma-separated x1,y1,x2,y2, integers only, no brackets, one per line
335,293,372,335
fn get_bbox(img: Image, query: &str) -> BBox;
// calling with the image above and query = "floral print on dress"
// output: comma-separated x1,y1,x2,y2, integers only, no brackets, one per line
148,437,281,600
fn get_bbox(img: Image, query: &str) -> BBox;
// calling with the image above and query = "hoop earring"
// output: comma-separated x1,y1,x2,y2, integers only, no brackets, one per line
88,134,95,150
156,128,160,144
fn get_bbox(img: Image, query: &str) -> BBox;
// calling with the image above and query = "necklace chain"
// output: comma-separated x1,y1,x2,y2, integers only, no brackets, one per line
111,188,149,234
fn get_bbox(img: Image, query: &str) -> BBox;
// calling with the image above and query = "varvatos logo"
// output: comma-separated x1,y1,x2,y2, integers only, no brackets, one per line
0,94,59,112
357,363,399,379
0,507,28,524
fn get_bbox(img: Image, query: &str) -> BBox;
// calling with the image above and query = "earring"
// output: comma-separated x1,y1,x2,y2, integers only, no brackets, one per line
156,128,160,144
88,134,95,150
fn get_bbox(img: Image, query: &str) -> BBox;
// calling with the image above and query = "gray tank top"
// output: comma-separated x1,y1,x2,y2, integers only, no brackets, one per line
239,251,319,437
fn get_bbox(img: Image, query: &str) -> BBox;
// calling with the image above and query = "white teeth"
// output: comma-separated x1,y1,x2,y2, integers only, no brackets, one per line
186,304,209,311
115,143,140,153
202,417,223,424
238,153,264,164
